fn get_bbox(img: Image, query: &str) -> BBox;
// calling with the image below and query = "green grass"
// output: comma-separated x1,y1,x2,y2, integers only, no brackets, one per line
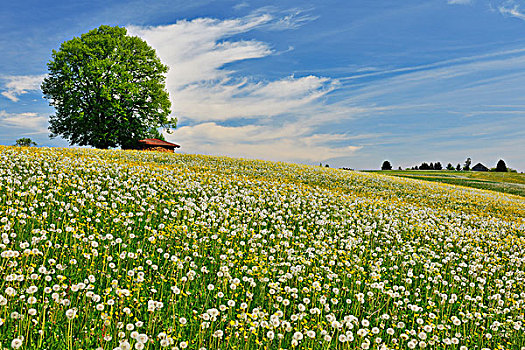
368,170,525,197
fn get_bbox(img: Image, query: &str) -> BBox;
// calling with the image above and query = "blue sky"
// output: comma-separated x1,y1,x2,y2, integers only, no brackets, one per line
1,0,524,170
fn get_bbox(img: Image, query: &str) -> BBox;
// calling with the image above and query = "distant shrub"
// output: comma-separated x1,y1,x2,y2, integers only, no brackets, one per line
463,157,471,171
496,159,507,172
381,160,392,170
15,138,37,147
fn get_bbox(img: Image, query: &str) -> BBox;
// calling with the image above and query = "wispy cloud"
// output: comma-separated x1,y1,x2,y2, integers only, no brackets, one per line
129,14,274,88
172,75,338,121
127,11,362,162
264,8,319,30
128,11,325,122
0,110,48,133
498,4,525,20
340,48,525,105
341,47,525,82
1,75,45,102
169,122,360,162
233,2,250,11
324,45,525,168
447,0,473,5
129,10,525,165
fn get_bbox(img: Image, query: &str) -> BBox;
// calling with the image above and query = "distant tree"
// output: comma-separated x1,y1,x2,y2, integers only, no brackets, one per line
381,160,392,170
414,166,419,170
41,25,174,149
456,164,461,171
434,162,443,170
15,138,37,147
325,164,330,168
446,163,454,170
463,157,472,171
429,162,434,170
420,162,430,170
496,159,508,172
398,166,402,170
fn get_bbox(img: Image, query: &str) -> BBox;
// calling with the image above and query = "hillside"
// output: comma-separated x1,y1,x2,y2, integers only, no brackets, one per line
0,147,524,349
370,170,525,197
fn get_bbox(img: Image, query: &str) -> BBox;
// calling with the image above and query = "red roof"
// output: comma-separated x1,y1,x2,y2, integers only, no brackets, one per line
138,138,180,148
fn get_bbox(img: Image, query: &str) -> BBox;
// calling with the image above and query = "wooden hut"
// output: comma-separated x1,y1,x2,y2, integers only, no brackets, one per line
137,138,180,153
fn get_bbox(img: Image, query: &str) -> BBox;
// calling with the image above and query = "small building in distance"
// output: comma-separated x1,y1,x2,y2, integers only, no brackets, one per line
472,163,488,171
137,138,180,153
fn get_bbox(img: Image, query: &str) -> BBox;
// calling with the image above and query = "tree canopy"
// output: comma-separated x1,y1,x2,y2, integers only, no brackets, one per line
381,160,392,170
41,25,174,149
15,138,37,147
463,157,472,171
420,162,430,170
496,159,508,172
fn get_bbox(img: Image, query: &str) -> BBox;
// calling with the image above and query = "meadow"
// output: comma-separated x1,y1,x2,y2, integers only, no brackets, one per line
0,146,524,350
368,170,525,197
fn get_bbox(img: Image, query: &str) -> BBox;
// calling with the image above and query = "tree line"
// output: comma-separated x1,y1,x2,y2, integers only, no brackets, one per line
381,158,512,172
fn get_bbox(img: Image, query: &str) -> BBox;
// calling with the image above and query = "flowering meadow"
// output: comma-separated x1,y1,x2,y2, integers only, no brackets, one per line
0,146,524,350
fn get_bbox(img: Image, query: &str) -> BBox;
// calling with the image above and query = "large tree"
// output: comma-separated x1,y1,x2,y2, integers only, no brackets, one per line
41,25,174,149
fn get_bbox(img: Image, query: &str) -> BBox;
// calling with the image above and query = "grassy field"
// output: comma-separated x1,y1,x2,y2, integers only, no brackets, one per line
367,170,525,197
0,146,524,350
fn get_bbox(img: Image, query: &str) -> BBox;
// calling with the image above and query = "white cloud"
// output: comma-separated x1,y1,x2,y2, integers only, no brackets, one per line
127,11,364,162
128,13,336,122
498,5,525,20
233,2,250,11
1,75,45,102
342,47,525,82
166,122,360,163
128,14,274,89
341,50,525,104
173,75,338,121
447,0,473,4
265,9,319,30
0,110,48,133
